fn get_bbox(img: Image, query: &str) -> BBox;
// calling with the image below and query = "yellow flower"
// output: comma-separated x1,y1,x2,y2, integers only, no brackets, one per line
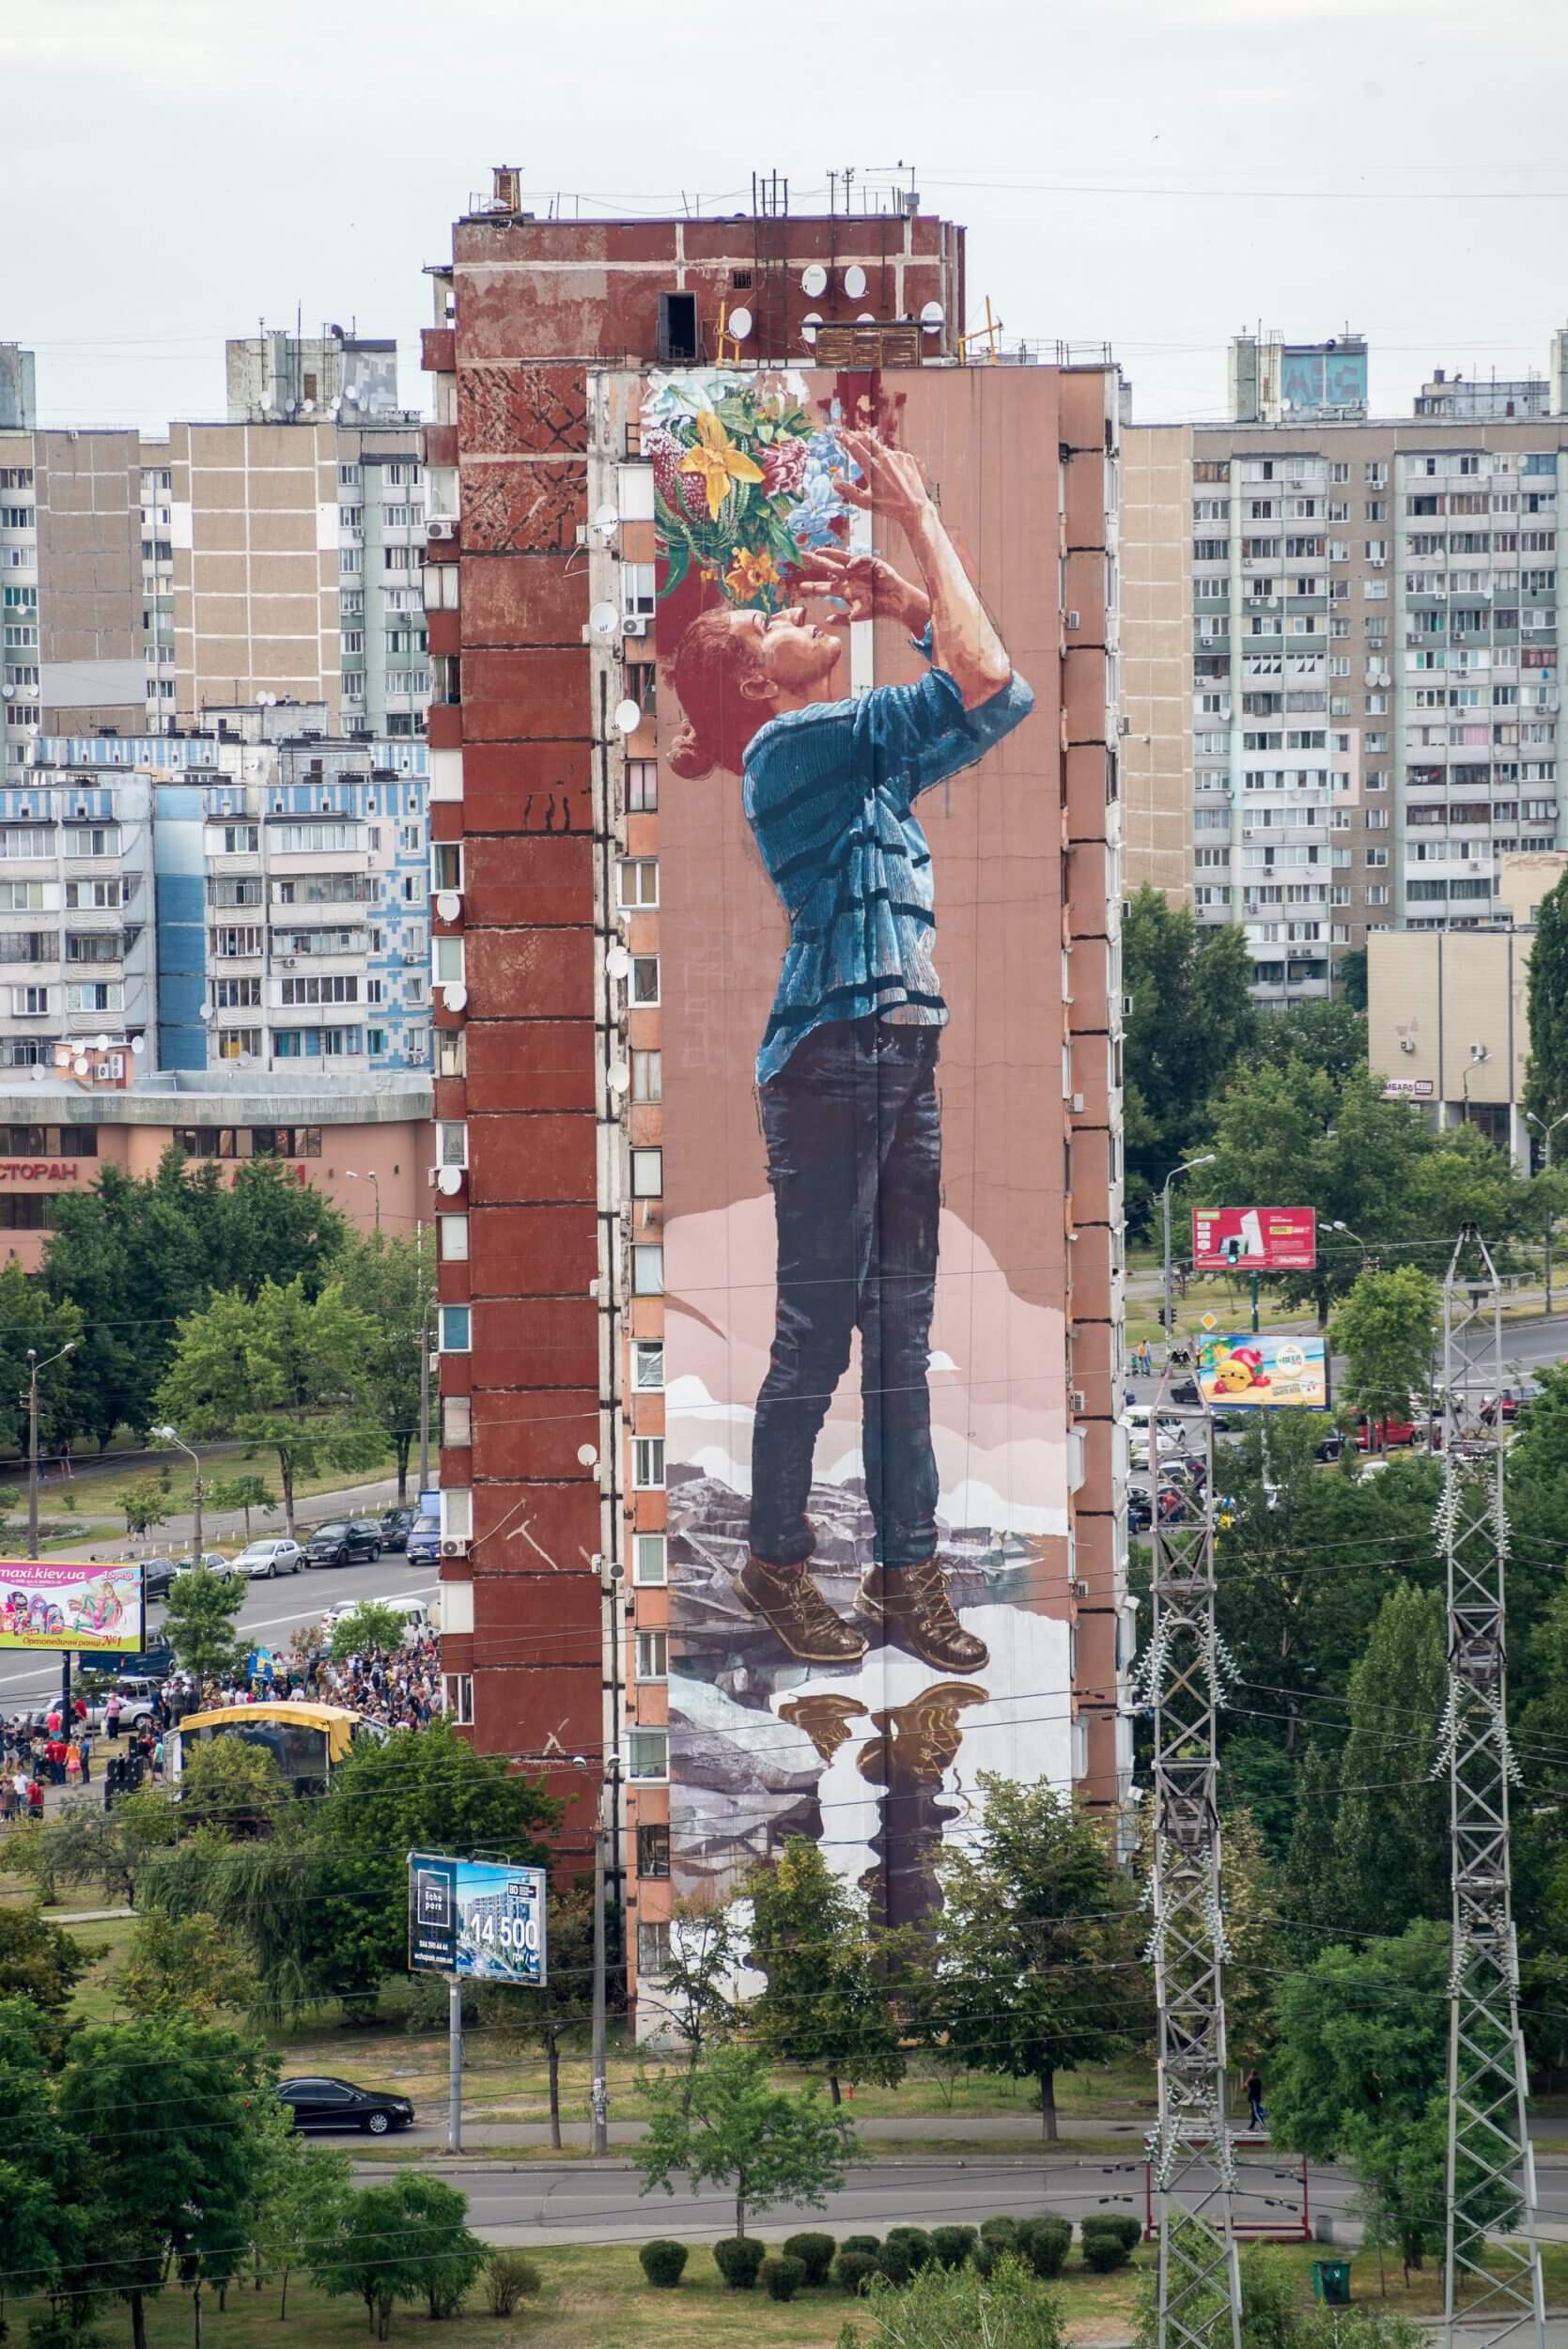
724,547,783,600
678,409,765,522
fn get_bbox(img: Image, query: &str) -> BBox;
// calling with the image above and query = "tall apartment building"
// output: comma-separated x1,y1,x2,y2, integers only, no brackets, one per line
0,331,428,775
0,708,430,1083
1122,331,1568,996
422,176,1127,2017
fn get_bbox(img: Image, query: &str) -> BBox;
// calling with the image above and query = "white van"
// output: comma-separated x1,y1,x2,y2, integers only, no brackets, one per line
324,1595,432,1645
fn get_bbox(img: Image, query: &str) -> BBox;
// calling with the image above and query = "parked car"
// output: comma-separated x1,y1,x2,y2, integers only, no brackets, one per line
163,1552,236,1590
303,1519,382,1569
325,1592,432,1643
1354,1413,1420,1452
234,1538,304,1579
80,1677,163,1734
406,1510,441,1567
1482,1382,1540,1425
274,2076,414,2137
379,1507,415,1553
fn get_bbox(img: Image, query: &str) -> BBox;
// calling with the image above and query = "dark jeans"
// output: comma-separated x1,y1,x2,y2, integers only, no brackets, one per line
751,1017,941,1572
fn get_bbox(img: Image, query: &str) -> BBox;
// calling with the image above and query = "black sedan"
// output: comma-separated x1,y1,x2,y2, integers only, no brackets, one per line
276,2076,415,2136
379,1507,415,1553
303,1518,382,1569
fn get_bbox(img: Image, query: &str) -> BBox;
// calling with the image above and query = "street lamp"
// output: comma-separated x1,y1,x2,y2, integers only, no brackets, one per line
344,1168,381,1234
1161,1155,1217,1358
1525,1109,1568,1313
28,1340,78,1729
1330,1219,1372,1274
1460,1044,1490,1127
153,1423,204,1565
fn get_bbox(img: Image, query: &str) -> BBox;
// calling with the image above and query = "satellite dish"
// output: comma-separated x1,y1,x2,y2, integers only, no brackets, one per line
594,502,619,535
605,943,632,980
435,890,460,923
801,263,828,296
801,313,823,347
576,1443,598,1469
844,264,868,298
589,600,620,637
131,1035,145,1054
96,1034,111,1052
436,1164,464,1197
728,305,753,342
857,313,876,324
920,300,945,335
28,1066,43,1083
199,1004,213,1021
607,1060,630,1096
442,982,468,1013
614,699,643,736
72,1057,89,1078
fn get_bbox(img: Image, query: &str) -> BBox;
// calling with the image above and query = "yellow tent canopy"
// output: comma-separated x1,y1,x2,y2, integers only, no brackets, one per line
177,1701,366,1765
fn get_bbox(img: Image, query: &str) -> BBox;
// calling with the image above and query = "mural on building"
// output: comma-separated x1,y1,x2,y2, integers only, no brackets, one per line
650,367,1071,1927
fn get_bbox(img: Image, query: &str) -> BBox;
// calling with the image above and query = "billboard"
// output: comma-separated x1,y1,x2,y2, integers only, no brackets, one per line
1192,1206,1317,1272
0,1561,144,1652
650,365,1073,1928
1196,1332,1327,1410
407,1853,548,1985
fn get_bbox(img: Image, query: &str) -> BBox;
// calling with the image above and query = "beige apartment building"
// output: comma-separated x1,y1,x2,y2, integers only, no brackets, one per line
1121,425,1193,903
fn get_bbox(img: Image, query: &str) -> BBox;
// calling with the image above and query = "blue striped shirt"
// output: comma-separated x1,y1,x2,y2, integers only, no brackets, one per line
742,644,1034,1084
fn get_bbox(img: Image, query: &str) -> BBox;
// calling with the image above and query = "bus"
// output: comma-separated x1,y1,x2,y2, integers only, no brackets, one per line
172,1702,385,1796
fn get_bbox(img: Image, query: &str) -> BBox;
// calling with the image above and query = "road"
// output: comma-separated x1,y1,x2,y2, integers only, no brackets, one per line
0,1548,437,1711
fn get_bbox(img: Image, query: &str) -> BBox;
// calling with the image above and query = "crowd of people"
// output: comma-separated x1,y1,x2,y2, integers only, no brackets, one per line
0,1628,444,1823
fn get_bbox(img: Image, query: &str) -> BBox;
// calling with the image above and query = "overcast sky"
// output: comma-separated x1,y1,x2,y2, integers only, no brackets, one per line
9,0,1568,433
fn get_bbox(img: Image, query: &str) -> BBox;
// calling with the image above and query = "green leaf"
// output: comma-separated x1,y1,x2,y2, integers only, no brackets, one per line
659,536,690,599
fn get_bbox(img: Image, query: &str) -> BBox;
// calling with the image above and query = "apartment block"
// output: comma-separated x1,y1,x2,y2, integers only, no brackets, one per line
423,176,1127,2018
1124,330,1568,1001
0,708,430,1084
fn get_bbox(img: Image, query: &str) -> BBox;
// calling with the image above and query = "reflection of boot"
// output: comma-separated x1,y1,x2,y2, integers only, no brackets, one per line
857,1561,988,1672
737,1555,869,1664
858,1681,988,1787
779,1692,868,1764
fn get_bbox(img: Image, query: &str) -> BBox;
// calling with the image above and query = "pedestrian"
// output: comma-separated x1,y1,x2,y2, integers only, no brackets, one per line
1246,2067,1266,2131
105,1694,121,1743
26,1777,42,1820
151,1736,164,1785
78,1731,92,1785
65,1738,81,1789
44,1733,67,1786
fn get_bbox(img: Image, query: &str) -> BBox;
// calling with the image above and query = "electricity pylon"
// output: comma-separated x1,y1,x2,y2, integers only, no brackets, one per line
1141,1377,1242,2349
1436,1228,1543,2349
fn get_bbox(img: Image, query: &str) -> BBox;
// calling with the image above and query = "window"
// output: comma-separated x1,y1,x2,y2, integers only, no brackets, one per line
636,1629,668,1681
220,824,258,855
65,983,121,1014
211,926,263,958
439,1305,472,1353
11,987,48,1016
633,1243,663,1296
637,1824,671,1880
438,1121,467,1169
633,1436,665,1487
633,1340,664,1390
634,1533,667,1586
631,1147,662,1197
279,975,359,1005
217,1028,262,1061
436,1029,465,1079
628,758,658,812
63,828,118,859
432,843,462,891
440,1214,469,1261
631,1050,661,1102
445,1673,474,1726
630,955,660,1005
637,1920,671,1974
617,858,659,909
629,1730,669,1782
432,936,464,987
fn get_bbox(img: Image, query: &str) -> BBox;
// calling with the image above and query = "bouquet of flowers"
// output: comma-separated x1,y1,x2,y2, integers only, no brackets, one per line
644,372,860,611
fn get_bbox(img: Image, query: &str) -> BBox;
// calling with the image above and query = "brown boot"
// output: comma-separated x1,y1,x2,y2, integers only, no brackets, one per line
857,1560,989,1673
737,1554,869,1665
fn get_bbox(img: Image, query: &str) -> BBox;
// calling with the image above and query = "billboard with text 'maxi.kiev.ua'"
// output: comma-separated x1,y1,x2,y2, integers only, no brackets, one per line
646,364,1075,1931
0,1561,144,1654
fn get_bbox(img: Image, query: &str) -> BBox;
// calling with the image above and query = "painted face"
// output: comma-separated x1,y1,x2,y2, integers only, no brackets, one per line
731,603,843,698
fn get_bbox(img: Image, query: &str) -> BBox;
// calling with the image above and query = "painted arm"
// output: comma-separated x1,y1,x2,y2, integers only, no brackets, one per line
836,428,1012,710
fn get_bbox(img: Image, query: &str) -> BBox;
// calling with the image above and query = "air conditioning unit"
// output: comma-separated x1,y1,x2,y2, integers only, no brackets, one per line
1072,1578,1091,1599
426,518,458,543
1065,611,1081,630
621,614,649,638
1069,1389,1086,1412
441,1537,469,1560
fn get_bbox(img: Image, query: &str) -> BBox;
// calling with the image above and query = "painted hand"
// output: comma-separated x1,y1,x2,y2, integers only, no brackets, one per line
835,428,934,535
795,546,929,631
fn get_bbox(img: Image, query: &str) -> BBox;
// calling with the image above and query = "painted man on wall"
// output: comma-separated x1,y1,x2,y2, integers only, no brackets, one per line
664,428,1033,1675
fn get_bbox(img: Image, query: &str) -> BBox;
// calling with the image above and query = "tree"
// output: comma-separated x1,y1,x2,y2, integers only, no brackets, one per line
161,1563,245,1683
1330,1583,1449,1941
207,1472,276,1541
846,2253,1065,2349
1253,998,1369,1086
0,1999,90,2325
328,1599,409,1660
477,1882,595,2149
119,1911,257,2020
934,1776,1137,2140
1123,888,1257,1232
0,1262,85,1455
4,1790,177,1917
746,1839,908,2105
311,2176,485,2339
1329,1266,1440,1449
337,1231,436,1500
1526,866,1568,1124
155,1276,384,1536
657,1897,741,2096
634,2043,859,2238
1337,946,1369,1011
114,1472,172,1538
0,1906,87,2021
1269,1922,1458,2279
56,2017,275,2349
178,1737,288,1836
245,2103,354,2320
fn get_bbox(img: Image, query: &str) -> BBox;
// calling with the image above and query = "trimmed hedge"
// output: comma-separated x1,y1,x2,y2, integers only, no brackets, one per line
712,2236,768,2290
842,2235,882,2256
931,2224,978,2270
1081,2215,1143,2253
886,2226,936,2273
1018,2216,1072,2279
762,2256,807,2303
876,2240,914,2286
834,2250,880,2296
979,2217,1020,2247
783,2232,837,2287
1083,2232,1134,2273
638,2239,689,2290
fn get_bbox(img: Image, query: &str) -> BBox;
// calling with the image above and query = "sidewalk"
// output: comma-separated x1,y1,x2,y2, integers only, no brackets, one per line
68,1475,407,1563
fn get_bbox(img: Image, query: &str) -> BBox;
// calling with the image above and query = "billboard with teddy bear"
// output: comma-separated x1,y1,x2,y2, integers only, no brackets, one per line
1196,1332,1327,1410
